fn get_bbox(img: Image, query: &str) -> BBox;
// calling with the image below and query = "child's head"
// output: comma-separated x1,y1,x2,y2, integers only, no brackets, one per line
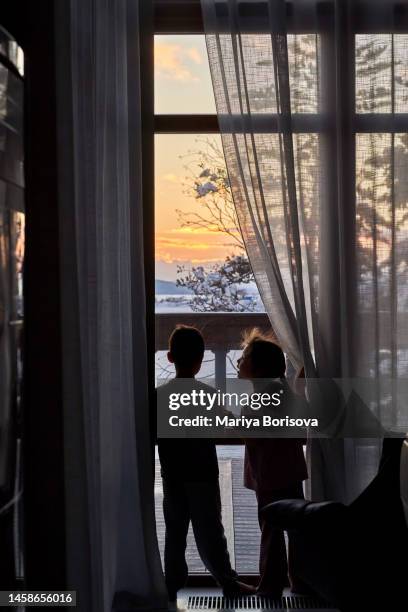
238,328,285,379
168,325,205,377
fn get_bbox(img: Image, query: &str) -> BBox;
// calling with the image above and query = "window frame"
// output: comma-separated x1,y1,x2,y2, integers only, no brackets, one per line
153,0,408,581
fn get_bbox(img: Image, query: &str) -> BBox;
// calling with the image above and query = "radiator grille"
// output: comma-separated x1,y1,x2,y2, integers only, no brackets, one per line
186,595,336,610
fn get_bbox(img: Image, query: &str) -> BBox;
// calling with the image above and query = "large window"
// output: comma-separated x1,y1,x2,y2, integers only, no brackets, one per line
153,1,408,577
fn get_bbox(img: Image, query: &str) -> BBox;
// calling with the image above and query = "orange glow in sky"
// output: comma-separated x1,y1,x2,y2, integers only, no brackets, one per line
155,37,233,280
155,133,238,280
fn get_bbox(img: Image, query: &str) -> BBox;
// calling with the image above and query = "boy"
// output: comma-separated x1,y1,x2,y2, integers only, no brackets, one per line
237,328,308,597
157,325,252,604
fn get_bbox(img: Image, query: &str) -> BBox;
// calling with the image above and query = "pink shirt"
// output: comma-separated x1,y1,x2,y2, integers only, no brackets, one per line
244,437,308,492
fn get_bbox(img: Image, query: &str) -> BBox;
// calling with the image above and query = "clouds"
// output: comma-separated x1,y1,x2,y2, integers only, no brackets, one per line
185,47,203,65
169,226,220,234
156,236,214,252
156,253,225,265
155,43,203,82
162,173,180,184
155,230,241,266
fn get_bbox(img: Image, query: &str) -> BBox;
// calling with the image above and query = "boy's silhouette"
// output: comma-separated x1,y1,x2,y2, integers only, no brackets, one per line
157,325,252,604
237,329,308,597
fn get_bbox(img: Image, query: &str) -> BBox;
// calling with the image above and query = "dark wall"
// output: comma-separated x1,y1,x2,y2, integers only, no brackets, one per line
1,3,26,47
2,0,67,590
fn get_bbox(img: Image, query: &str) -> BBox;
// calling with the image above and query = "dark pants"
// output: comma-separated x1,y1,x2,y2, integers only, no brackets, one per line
256,483,304,595
162,478,237,599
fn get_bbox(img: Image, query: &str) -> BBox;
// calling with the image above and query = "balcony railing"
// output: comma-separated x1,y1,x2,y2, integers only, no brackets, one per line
156,312,271,388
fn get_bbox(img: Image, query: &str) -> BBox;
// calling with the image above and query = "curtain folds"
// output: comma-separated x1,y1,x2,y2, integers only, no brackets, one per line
201,0,408,502
55,1,166,610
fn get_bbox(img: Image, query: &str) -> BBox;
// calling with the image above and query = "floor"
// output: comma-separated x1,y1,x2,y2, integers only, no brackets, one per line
155,446,260,574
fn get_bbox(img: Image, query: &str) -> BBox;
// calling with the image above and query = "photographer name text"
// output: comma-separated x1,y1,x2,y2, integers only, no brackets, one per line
168,415,319,428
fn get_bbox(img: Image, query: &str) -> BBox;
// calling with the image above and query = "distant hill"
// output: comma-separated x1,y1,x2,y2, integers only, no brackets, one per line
155,279,192,295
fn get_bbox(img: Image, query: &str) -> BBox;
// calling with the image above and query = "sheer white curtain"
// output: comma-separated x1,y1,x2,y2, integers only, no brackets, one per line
55,1,166,610
201,0,408,502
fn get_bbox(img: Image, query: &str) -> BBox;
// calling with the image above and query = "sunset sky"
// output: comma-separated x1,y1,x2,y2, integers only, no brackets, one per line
155,35,238,281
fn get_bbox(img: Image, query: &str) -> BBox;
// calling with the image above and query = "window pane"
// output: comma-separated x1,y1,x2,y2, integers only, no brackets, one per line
206,33,319,115
154,35,216,114
155,133,261,314
395,36,408,113
155,133,263,387
356,133,408,400
356,34,408,114
356,132,408,312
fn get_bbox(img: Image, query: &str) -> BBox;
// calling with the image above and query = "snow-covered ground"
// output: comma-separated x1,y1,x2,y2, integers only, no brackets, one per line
155,284,265,313
155,294,193,313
